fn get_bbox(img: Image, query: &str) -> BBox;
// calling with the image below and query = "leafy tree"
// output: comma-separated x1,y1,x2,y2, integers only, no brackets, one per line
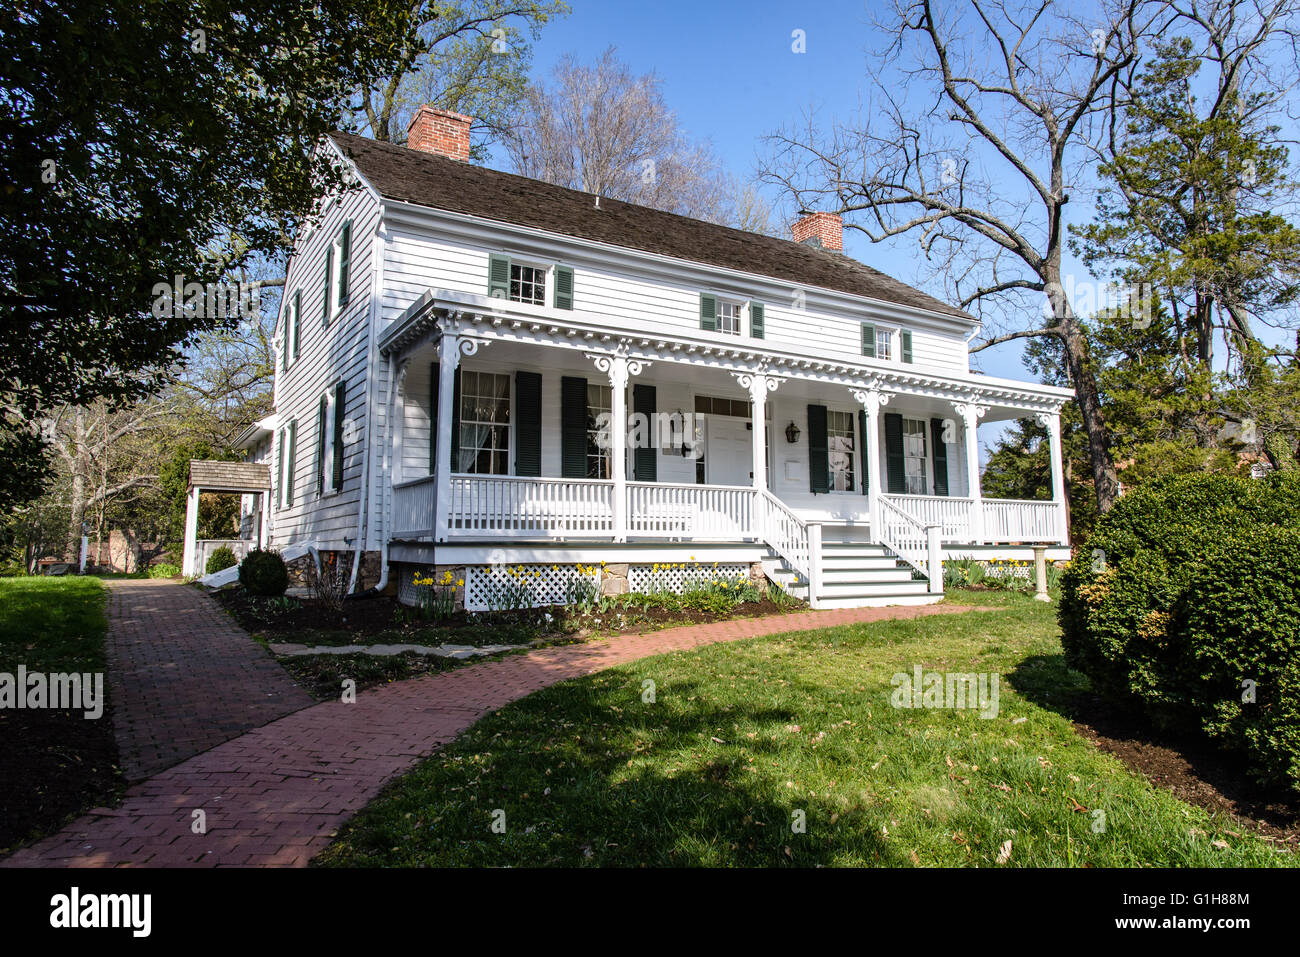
1,0,418,502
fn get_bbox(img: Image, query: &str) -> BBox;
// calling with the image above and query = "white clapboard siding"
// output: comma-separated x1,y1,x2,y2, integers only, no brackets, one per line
268,177,382,552
378,213,973,376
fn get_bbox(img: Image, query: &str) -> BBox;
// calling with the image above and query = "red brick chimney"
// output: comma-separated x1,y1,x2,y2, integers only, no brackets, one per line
792,211,843,252
405,105,472,162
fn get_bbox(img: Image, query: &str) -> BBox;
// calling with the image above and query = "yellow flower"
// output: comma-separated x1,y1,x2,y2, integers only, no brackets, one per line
457,579,464,587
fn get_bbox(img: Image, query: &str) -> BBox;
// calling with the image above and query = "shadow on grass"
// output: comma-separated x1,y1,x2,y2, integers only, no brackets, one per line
1009,653,1300,833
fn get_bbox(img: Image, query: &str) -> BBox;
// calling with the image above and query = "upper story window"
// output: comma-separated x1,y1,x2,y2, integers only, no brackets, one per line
323,220,352,326
861,322,913,364
716,299,742,335
283,290,302,370
488,253,574,310
510,263,546,306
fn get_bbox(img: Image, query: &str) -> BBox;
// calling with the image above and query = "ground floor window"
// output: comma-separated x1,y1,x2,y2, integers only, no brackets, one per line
586,383,612,478
903,416,928,494
458,371,510,474
827,410,856,492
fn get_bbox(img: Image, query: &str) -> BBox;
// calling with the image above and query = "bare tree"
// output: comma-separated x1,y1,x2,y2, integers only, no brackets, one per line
504,47,758,225
759,0,1172,512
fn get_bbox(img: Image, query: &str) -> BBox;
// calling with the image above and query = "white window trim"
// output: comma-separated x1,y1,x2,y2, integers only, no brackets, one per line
901,415,930,496
322,386,341,496
327,234,345,320
507,259,550,308
825,407,858,494
715,297,743,336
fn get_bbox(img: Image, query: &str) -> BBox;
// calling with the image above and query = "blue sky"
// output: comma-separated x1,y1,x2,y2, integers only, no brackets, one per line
485,0,1039,387
485,0,1299,407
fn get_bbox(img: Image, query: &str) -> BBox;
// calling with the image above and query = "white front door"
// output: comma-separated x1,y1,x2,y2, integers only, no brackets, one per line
705,416,752,486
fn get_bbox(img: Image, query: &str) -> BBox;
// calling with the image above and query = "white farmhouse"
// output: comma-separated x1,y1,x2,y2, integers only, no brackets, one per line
192,106,1073,609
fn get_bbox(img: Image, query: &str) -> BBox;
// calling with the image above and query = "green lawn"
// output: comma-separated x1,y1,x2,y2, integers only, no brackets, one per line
0,576,122,853
317,591,1294,868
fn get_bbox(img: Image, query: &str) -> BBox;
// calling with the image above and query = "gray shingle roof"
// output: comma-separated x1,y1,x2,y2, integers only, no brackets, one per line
189,460,270,492
329,132,972,321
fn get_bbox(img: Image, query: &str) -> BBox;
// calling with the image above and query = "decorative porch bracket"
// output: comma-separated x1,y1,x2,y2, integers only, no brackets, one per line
849,383,893,543
731,370,782,492
587,347,651,543
951,396,989,544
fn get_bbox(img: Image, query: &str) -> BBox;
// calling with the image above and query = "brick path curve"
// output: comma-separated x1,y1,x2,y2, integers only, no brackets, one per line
104,579,313,780
2,597,979,868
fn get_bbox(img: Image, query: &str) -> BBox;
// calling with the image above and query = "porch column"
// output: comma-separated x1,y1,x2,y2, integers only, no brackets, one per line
850,386,891,544
1038,409,1069,545
733,371,781,491
433,330,484,542
588,350,650,543
182,485,200,577
953,398,988,544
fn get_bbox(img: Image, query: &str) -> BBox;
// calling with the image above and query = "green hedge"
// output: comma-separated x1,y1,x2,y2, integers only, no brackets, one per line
238,548,288,597
1059,472,1300,792
205,546,238,575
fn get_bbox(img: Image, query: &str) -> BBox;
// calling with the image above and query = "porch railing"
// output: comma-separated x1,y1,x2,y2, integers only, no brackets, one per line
755,489,815,584
626,481,754,540
393,475,438,539
883,494,974,542
983,498,1061,543
448,475,615,538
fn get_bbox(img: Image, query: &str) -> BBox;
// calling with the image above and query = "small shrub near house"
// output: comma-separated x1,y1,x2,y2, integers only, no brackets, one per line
147,562,181,579
1059,471,1300,792
205,546,237,575
238,548,288,597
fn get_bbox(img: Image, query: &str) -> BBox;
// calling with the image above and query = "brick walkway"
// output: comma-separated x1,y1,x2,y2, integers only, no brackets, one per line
2,601,977,868
102,579,313,780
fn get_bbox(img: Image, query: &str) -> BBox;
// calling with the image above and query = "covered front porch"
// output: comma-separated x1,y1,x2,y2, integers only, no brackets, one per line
379,294,1071,581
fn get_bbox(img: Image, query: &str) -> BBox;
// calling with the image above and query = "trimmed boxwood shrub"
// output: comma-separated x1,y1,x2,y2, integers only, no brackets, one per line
1174,527,1300,792
1060,472,1300,791
238,548,288,597
205,546,238,575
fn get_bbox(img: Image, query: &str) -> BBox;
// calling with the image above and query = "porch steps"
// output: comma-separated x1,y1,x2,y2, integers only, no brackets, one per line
765,542,944,610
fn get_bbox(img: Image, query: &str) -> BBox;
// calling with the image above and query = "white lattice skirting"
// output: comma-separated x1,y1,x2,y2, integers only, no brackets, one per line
465,564,601,611
627,563,749,592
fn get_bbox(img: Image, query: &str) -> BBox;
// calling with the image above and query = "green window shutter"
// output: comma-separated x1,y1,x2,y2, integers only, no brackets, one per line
554,265,574,310
333,381,346,491
488,253,511,299
930,417,949,497
749,301,765,339
285,420,297,506
515,371,542,476
292,291,302,363
322,248,333,327
633,384,657,481
884,413,905,494
428,363,439,475
861,322,876,358
560,375,588,478
316,396,327,496
858,409,869,494
700,292,717,331
337,220,351,306
276,433,285,507
449,368,462,471
901,329,913,363
807,404,829,494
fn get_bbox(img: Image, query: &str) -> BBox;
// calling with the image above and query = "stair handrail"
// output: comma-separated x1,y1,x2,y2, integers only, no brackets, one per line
877,495,931,577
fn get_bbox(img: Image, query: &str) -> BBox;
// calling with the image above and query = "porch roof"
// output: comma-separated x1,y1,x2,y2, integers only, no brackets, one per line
380,289,1074,416
188,460,271,493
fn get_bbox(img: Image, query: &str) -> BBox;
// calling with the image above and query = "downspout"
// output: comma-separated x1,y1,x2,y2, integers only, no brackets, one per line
347,203,387,593
346,351,397,599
